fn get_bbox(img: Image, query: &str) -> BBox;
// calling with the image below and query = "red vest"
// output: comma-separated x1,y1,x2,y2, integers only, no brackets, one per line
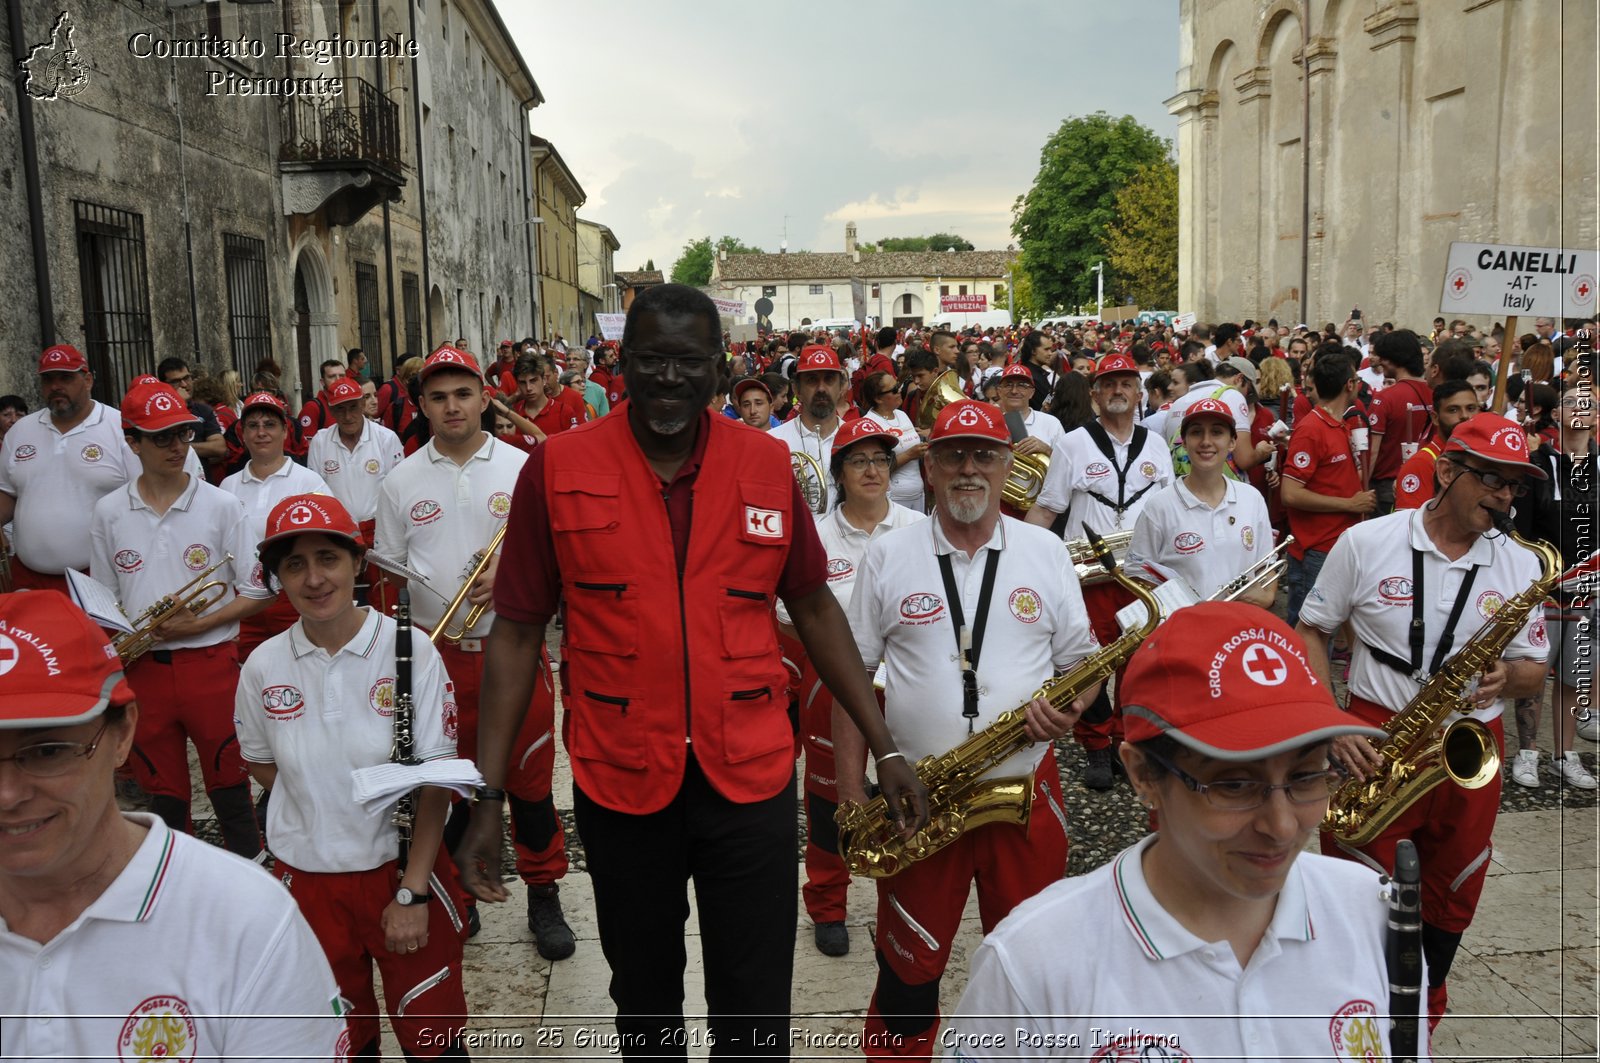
545,404,796,814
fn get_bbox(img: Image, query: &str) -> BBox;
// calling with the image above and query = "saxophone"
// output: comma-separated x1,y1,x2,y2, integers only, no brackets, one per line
1324,516,1560,846
836,530,1163,878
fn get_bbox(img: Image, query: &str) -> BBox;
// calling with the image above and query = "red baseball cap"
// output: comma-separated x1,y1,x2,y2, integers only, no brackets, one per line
1121,602,1383,760
831,417,898,457
38,344,88,375
997,362,1034,383
1095,353,1139,378
240,391,290,419
419,344,483,384
129,374,160,388
326,378,365,406
732,377,772,401
120,382,200,433
1441,412,1548,480
259,493,365,554
1180,397,1236,433
0,590,133,728
929,399,1009,445
796,345,843,374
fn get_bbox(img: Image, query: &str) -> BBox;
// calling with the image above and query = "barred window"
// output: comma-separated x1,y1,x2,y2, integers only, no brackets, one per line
808,284,823,295
355,262,382,364
223,233,271,379
402,272,422,362
74,201,153,402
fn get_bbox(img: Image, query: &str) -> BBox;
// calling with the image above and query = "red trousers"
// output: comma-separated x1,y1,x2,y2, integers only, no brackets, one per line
864,750,1069,1060
237,591,299,661
277,852,470,1059
1072,581,1133,752
1322,696,1502,934
797,655,855,925
436,640,566,884
125,643,248,803
9,557,67,595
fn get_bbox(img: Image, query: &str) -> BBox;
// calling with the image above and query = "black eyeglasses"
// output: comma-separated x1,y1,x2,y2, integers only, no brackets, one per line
842,454,894,472
1141,748,1347,811
144,427,197,448
1454,463,1530,497
630,353,714,378
164,374,193,387
930,446,1008,471
0,719,112,778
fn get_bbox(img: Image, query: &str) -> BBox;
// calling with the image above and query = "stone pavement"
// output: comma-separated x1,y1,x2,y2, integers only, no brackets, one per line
449,750,1599,1062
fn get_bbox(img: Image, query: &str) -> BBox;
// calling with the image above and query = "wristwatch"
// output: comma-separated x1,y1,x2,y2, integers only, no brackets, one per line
395,887,431,906
473,785,507,803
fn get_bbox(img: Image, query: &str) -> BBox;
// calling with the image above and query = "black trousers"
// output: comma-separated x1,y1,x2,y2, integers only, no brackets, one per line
574,751,796,1061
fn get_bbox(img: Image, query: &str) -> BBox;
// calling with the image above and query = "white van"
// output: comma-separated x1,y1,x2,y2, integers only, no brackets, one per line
930,309,1013,331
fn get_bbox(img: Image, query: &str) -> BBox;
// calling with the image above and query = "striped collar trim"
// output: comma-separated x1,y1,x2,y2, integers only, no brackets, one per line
289,607,384,660
67,813,176,926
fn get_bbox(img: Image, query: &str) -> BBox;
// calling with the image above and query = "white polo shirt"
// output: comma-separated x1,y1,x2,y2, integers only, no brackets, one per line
374,434,526,638
0,402,136,574
89,475,269,649
306,418,404,523
220,459,330,587
1013,407,1066,454
1127,477,1272,599
774,500,922,627
1036,419,1174,536
1300,508,1547,724
770,414,841,512
0,814,345,1061
1142,380,1252,443
234,608,456,872
848,515,1099,782
947,836,1416,1061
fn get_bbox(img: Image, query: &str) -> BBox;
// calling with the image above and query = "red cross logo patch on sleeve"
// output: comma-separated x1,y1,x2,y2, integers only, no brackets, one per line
745,506,783,538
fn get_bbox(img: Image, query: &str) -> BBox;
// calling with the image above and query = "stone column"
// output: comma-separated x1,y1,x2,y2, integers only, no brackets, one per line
1361,1,1420,321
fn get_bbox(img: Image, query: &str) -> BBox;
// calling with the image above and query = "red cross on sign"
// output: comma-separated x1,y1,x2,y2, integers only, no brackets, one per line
1453,277,1466,291
1580,282,1592,299
1241,644,1287,686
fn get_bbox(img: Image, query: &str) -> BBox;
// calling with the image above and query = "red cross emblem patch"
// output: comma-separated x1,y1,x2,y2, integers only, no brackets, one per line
745,506,783,539
1241,643,1288,686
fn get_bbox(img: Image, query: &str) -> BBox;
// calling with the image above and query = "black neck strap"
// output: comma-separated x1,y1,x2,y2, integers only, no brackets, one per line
937,547,1003,734
1082,421,1154,521
1368,547,1481,683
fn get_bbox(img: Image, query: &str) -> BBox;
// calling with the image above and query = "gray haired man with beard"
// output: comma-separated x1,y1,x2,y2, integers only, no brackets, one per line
459,284,927,1059
770,344,848,511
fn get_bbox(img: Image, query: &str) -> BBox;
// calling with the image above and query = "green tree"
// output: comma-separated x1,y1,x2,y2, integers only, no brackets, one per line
870,233,975,253
1105,160,1179,309
670,235,764,286
1011,112,1170,310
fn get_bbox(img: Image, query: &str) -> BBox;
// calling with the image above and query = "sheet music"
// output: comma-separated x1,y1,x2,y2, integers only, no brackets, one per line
66,569,134,634
350,757,485,810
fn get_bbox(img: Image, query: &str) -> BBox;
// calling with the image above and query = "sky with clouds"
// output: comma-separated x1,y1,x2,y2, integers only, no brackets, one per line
502,0,1179,273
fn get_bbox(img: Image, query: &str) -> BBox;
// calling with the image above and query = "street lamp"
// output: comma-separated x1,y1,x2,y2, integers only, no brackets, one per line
1090,261,1105,322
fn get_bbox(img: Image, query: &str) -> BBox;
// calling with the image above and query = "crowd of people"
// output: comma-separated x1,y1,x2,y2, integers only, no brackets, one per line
0,291,1591,1060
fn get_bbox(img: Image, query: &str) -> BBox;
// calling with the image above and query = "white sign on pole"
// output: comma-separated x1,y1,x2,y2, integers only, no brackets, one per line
711,298,747,318
1172,312,1197,332
1440,242,1597,317
596,313,627,341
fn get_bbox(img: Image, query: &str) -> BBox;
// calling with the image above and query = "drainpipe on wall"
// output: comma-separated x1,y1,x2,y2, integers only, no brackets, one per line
406,0,432,347
6,0,54,349
1299,2,1312,327
521,124,538,340
374,0,398,375
171,9,202,363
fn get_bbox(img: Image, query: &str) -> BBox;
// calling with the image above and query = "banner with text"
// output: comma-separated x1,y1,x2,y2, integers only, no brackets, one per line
939,294,987,314
1440,242,1597,318
1172,312,1197,332
596,313,626,341
711,298,747,319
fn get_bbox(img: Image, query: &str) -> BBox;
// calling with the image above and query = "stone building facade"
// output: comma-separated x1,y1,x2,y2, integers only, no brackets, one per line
530,134,584,345
576,218,620,341
1168,0,1597,329
1,0,545,406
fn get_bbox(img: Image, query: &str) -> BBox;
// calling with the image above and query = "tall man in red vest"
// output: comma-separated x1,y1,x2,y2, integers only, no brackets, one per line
458,284,927,1059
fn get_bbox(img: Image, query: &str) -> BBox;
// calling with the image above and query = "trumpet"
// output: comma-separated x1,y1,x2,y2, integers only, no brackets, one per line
114,555,233,665
1210,536,1293,602
431,524,507,644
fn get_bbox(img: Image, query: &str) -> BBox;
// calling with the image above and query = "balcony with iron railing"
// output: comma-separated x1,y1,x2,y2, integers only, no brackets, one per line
278,76,406,225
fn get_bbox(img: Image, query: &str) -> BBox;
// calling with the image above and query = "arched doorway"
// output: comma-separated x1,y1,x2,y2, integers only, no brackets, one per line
289,235,338,403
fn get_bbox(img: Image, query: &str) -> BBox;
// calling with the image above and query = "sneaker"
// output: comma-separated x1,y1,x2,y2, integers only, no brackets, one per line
813,921,849,957
1558,752,1599,790
1511,748,1541,789
1577,713,1600,743
1083,747,1114,791
528,884,576,960
466,904,481,939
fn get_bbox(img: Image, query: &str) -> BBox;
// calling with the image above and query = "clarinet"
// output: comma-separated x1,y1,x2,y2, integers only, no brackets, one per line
391,587,422,871
1386,839,1423,1063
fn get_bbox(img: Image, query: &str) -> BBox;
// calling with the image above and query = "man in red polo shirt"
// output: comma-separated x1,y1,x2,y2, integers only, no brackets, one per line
513,355,585,436
1282,351,1375,627
1393,380,1481,510
588,343,625,408
1365,329,1434,512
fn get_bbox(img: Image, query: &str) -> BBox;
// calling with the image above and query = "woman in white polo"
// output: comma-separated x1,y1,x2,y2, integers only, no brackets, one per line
946,603,1411,1061
233,493,471,1060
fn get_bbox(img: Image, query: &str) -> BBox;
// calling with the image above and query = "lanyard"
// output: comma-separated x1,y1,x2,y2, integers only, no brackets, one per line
1083,421,1155,524
937,548,1002,733
1369,548,1480,683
